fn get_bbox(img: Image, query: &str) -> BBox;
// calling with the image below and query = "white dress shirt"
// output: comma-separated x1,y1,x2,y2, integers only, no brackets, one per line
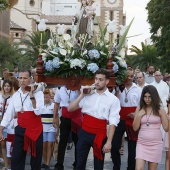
151,80,169,113
79,88,120,126
1,88,44,128
137,82,148,89
54,87,79,107
119,83,142,107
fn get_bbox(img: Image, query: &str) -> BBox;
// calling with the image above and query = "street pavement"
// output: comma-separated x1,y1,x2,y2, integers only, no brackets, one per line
0,139,166,170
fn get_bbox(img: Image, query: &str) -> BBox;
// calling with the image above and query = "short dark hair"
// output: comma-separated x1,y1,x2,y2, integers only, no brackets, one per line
19,69,31,77
95,68,110,79
140,85,161,116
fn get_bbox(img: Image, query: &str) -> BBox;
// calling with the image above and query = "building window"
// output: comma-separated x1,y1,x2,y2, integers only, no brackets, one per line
29,0,35,7
15,33,19,37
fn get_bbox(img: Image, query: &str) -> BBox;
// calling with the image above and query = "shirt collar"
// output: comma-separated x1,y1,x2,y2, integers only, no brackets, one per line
95,88,110,96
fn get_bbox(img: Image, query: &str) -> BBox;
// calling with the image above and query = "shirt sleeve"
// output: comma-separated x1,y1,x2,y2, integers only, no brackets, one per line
108,97,120,126
33,91,44,115
1,97,15,128
54,88,61,103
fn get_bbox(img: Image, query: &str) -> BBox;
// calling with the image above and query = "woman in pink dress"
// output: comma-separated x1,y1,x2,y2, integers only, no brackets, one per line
133,85,168,170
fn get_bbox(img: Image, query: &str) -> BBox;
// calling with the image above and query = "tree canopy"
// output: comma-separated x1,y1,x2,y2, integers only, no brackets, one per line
129,42,160,71
146,0,170,72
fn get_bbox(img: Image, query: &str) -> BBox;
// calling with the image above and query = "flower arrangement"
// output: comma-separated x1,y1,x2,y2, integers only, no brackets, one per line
42,19,134,84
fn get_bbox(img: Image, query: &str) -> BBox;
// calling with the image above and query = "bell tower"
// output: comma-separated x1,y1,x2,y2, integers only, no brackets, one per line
100,0,125,39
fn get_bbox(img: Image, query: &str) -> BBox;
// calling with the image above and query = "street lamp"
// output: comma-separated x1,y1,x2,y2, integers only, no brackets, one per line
107,20,116,77
37,19,48,54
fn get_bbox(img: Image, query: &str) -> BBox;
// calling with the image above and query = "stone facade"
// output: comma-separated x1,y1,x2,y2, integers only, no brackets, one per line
10,0,125,42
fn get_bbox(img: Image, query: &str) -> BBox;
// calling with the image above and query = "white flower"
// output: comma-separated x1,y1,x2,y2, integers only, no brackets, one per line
100,51,107,56
58,42,64,48
107,20,116,33
57,24,65,35
71,51,75,56
50,50,58,55
70,59,86,69
82,50,87,56
119,48,126,58
63,34,71,41
67,50,71,54
41,53,47,61
59,49,67,56
67,41,73,48
47,39,53,47
119,25,127,36
119,58,127,68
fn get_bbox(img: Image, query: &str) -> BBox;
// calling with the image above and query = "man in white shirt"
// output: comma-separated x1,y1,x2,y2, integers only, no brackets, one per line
53,87,82,170
0,70,44,170
136,72,148,89
111,68,142,170
144,65,155,84
68,68,120,170
151,71,169,113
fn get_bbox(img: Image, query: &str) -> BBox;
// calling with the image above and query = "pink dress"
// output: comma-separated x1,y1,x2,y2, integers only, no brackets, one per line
136,115,163,163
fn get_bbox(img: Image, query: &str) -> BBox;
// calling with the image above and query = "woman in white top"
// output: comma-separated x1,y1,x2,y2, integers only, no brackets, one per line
0,79,14,170
41,89,59,170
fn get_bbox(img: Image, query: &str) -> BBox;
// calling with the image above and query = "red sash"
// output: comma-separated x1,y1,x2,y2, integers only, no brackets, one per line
7,134,15,155
82,114,107,160
62,107,83,134
119,107,136,120
18,111,42,157
120,107,138,141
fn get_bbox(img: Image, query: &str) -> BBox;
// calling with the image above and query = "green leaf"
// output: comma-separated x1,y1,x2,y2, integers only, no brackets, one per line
118,18,134,51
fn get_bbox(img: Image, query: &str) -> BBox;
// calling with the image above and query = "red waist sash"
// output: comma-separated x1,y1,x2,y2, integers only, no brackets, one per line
62,107,83,134
18,111,42,157
119,107,136,120
82,114,107,160
120,107,138,141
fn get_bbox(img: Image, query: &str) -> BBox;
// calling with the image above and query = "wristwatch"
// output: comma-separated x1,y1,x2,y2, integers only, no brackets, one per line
30,97,35,100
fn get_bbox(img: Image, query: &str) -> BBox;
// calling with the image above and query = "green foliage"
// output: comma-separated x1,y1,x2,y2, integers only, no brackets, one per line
21,31,50,67
146,0,170,72
0,0,9,11
129,42,161,71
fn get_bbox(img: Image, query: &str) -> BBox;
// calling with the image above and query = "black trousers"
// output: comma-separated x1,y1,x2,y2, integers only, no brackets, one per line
111,120,136,170
55,116,78,169
11,125,43,170
76,129,106,170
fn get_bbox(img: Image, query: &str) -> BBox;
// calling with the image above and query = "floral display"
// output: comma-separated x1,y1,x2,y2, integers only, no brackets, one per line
42,19,134,84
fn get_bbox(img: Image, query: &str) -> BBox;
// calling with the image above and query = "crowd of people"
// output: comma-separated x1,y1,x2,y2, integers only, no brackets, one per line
0,65,169,170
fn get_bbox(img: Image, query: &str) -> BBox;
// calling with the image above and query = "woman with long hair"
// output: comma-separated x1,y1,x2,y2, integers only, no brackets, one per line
133,85,168,170
0,79,14,170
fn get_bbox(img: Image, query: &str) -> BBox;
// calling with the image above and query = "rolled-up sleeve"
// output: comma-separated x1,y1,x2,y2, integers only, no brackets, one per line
33,91,44,115
108,97,120,126
1,97,15,128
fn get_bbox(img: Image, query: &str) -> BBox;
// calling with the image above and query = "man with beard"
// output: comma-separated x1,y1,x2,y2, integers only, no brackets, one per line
145,65,155,84
111,68,142,170
68,68,120,170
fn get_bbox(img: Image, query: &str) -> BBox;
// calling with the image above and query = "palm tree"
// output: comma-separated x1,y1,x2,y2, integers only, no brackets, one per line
21,31,50,67
129,42,161,72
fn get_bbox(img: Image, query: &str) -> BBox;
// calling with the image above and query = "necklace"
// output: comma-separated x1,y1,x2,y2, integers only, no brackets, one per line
124,88,131,103
145,109,153,126
20,93,29,113
65,88,71,104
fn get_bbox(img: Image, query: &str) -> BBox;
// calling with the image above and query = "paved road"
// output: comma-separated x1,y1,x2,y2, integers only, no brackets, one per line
0,139,166,170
